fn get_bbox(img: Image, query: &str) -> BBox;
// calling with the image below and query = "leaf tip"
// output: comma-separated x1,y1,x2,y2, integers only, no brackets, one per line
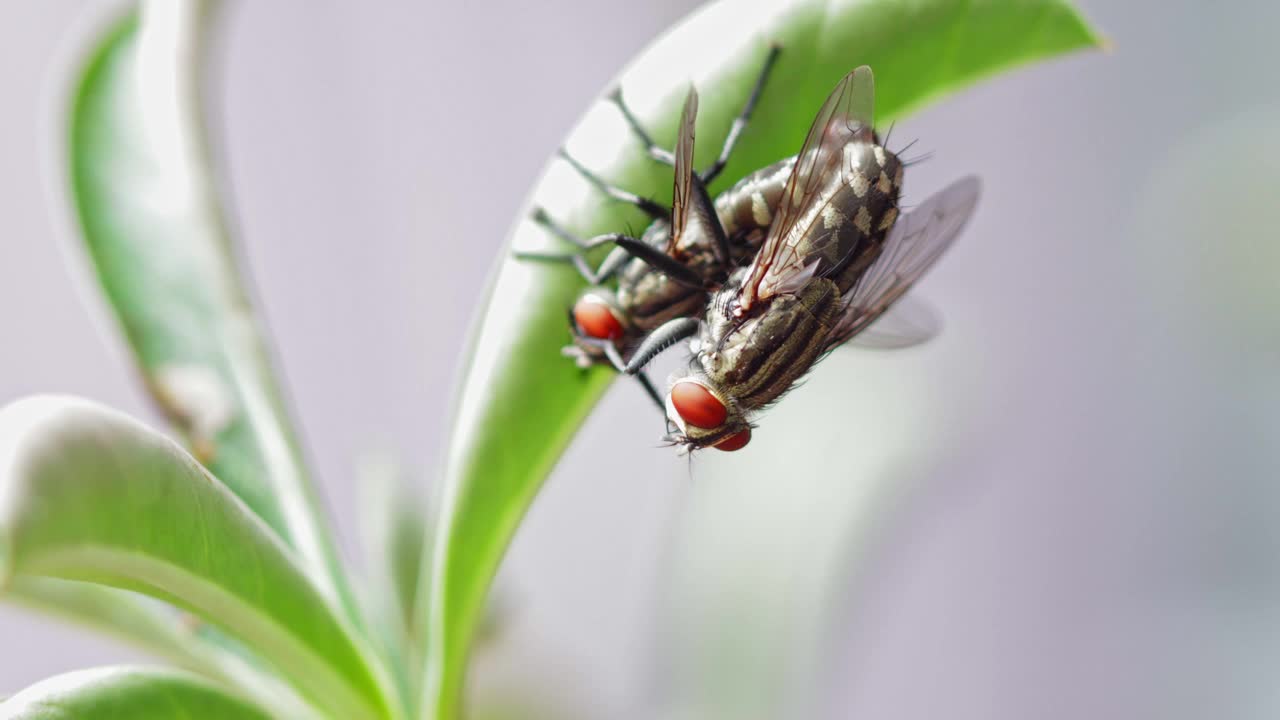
1059,2,1109,54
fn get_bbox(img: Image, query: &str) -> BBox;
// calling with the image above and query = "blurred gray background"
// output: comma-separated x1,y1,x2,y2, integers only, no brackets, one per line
4,2,1280,719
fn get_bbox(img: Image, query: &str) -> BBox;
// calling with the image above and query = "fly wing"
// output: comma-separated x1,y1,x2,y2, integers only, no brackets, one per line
669,86,731,263
846,296,942,349
667,87,698,255
824,176,981,351
737,66,877,309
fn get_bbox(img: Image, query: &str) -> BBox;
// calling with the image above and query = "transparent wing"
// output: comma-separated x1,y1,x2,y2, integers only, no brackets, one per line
846,296,942,349
667,87,699,255
825,176,981,350
738,66,876,309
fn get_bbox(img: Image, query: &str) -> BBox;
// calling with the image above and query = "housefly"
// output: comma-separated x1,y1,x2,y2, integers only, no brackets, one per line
514,47,788,408
620,67,981,451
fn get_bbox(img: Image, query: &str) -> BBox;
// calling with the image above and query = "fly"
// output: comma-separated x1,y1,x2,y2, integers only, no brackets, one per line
514,46,787,409
618,67,981,451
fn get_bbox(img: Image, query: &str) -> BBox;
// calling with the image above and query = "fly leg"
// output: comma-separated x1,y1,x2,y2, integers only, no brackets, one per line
609,43,782,185
558,149,669,220
635,371,679,437
516,207,704,287
575,336,667,416
513,208,637,284
623,317,701,375
618,317,701,430
608,87,676,167
698,43,781,184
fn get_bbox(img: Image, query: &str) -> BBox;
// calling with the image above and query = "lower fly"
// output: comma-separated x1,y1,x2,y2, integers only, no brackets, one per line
513,46,784,414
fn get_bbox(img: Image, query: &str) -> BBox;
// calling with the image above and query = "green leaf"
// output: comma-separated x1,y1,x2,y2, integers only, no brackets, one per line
65,0,354,615
422,0,1101,717
357,456,430,717
0,396,395,720
3,577,314,718
358,457,428,648
0,666,274,719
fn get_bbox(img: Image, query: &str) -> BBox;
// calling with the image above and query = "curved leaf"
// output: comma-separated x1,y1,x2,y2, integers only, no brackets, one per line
358,456,430,717
63,0,354,614
359,457,428,648
3,577,313,718
0,396,395,719
0,666,273,720
423,0,1101,716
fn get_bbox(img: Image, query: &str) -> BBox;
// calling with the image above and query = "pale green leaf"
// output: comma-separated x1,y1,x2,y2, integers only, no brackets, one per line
65,0,354,617
358,456,429,717
422,0,1101,717
0,666,273,720
0,396,395,719
3,577,312,718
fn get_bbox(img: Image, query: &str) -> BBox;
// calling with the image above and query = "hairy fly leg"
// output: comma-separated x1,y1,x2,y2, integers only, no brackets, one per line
572,336,668,415
607,86,675,167
609,43,782,186
699,43,781,184
515,207,702,287
623,316,701,374
558,149,669,220
513,207,636,284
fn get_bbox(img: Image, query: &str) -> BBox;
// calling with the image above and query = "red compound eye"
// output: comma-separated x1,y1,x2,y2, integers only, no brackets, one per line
573,297,624,340
670,381,727,429
714,428,751,452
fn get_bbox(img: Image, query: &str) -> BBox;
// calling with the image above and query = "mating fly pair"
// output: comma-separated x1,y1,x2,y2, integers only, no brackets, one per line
517,47,789,416
520,53,981,452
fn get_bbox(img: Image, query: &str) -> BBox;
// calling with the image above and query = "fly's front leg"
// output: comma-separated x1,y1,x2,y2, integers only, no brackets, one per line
575,336,667,415
513,207,637,284
609,87,677,167
634,370,667,415
609,44,781,187
624,317,701,374
518,207,704,287
558,149,669,220
699,43,782,185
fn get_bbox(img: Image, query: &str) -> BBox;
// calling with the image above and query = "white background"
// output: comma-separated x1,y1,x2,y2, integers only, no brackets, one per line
5,2,1280,719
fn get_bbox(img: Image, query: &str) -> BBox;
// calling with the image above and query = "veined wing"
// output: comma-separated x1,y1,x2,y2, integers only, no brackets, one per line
669,86,730,263
846,296,942,349
737,66,877,310
668,87,698,255
825,176,981,350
